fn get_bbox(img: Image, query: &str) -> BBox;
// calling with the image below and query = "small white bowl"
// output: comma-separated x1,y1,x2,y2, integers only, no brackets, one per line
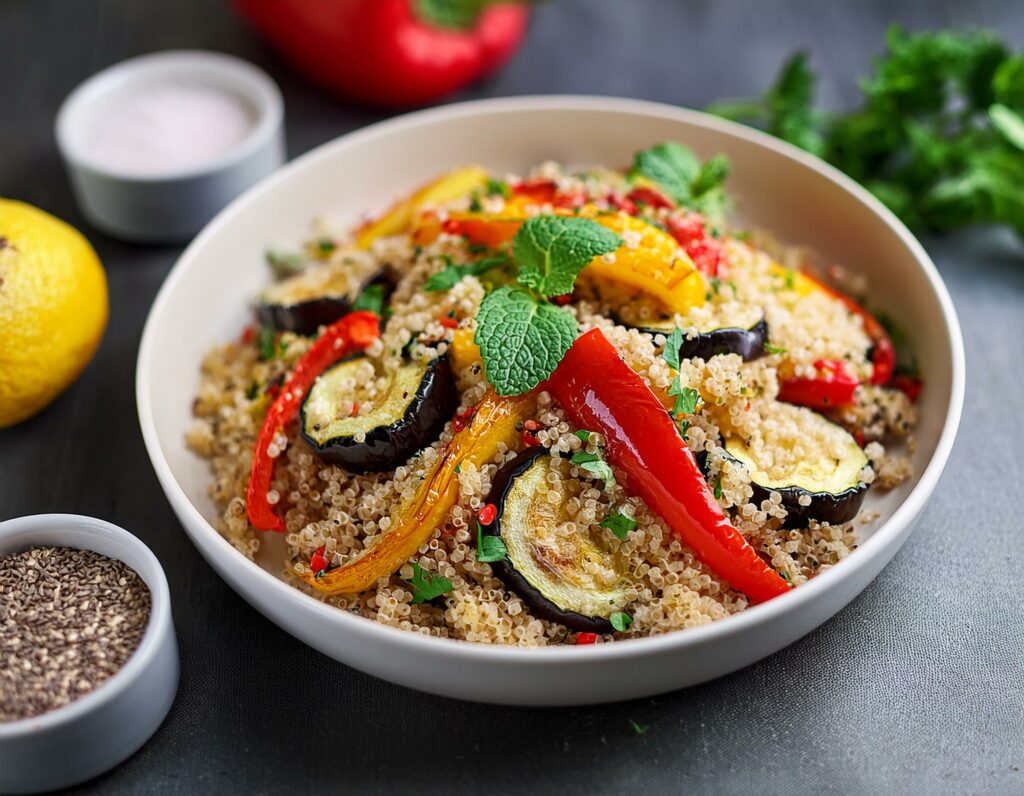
56,50,285,243
0,514,178,794
137,96,964,706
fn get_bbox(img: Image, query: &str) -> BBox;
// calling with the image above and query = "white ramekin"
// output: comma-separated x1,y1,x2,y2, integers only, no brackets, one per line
0,514,178,794
55,50,285,244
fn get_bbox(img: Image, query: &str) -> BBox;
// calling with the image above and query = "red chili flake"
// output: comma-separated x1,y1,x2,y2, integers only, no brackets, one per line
350,403,360,417
478,503,498,526
626,186,673,209
452,404,477,432
439,315,459,329
576,632,599,645
310,545,328,576
524,419,542,431
522,430,541,448
853,429,867,448
551,293,573,306
241,325,255,344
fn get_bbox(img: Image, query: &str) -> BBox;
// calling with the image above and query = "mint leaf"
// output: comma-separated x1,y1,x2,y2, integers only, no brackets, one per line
610,611,633,632
513,215,622,298
631,143,700,204
691,154,731,197
990,104,1024,151
476,522,508,563
475,286,578,395
601,510,637,541
352,283,385,315
406,563,453,604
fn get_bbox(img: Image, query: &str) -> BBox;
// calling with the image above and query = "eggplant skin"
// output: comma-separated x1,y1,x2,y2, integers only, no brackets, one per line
483,448,615,634
675,318,769,362
752,480,867,529
300,356,458,474
256,296,353,336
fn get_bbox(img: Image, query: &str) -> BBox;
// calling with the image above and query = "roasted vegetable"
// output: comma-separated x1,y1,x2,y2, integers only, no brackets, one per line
302,389,537,595
778,358,860,409
247,312,381,532
631,310,768,362
546,329,791,604
482,448,631,632
257,267,392,336
300,355,457,473
722,401,869,528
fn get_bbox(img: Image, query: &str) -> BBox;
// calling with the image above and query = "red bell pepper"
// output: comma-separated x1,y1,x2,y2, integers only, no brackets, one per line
800,270,896,385
666,215,722,277
246,312,380,532
234,0,531,107
546,329,791,604
777,359,860,410
890,374,923,403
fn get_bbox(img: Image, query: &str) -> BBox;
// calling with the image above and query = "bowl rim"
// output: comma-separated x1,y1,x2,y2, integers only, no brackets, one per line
0,513,174,737
136,94,965,664
55,49,284,184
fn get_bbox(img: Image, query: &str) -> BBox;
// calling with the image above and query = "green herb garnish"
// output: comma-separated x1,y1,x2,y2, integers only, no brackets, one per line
485,177,512,198
424,256,509,292
629,719,650,736
258,326,278,361
571,451,616,488
574,429,593,444
610,611,633,632
629,142,731,223
406,563,453,604
601,509,637,541
474,215,621,395
352,283,386,315
764,342,788,355
476,522,508,563
714,474,724,500
317,238,336,255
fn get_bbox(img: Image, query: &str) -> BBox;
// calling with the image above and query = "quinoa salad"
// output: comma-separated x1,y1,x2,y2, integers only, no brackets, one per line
187,142,919,645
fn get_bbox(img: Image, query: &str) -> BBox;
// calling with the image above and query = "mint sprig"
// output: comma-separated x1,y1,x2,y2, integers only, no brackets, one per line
474,215,622,396
629,143,731,223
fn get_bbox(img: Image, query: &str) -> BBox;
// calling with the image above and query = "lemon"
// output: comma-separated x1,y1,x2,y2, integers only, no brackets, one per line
0,200,108,428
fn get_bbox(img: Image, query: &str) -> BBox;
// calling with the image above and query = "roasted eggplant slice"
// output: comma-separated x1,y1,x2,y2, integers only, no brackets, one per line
627,307,768,362
300,355,457,473
482,448,631,633
723,402,868,528
256,266,393,336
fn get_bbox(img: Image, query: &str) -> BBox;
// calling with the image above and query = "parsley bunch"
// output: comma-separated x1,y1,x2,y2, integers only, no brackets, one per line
708,25,1024,237
474,215,622,395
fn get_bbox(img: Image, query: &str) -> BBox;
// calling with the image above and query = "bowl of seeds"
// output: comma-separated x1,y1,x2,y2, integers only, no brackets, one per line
0,514,178,794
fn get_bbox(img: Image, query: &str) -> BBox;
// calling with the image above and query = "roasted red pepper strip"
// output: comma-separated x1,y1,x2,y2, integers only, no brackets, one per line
234,0,530,108
800,270,896,385
246,312,380,532
778,359,859,410
545,329,791,604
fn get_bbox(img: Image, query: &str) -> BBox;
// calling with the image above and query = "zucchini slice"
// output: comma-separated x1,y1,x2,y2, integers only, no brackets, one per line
256,266,392,336
723,402,869,528
482,448,631,633
300,355,457,473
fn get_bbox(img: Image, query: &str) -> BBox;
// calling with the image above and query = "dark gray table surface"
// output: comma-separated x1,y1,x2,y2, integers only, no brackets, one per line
2,0,1023,793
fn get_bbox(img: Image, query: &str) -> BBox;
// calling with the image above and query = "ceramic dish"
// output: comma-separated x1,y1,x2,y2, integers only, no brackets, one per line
136,96,964,706
0,514,178,793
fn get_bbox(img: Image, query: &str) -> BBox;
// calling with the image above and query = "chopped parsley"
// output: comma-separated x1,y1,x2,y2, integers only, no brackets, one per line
352,283,386,315
662,331,703,427
405,563,453,604
485,177,512,198
257,326,278,361
476,522,508,563
629,719,650,736
610,611,633,632
317,238,336,255
571,450,615,489
764,342,788,355
714,474,723,500
424,255,509,292
601,509,637,541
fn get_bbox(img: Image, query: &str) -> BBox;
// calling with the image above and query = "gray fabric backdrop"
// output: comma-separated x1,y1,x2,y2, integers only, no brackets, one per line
1,1,1022,793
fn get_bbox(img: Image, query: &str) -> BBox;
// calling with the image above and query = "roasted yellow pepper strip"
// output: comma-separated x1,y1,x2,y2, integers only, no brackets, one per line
356,166,489,249
421,204,706,316
302,388,537,595
449,327,483,374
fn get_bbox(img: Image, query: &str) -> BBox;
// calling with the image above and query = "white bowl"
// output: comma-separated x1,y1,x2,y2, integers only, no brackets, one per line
136,96,964,706
56,50,285,243
0,514,178,793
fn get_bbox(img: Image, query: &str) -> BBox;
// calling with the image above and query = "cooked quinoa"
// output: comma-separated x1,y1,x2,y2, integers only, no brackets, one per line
188,151,918,646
